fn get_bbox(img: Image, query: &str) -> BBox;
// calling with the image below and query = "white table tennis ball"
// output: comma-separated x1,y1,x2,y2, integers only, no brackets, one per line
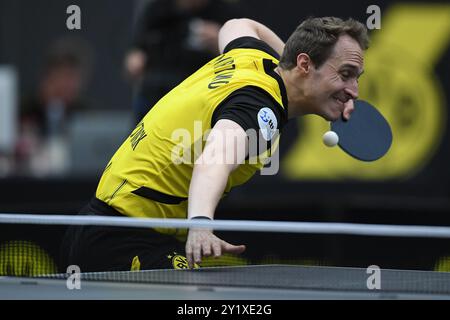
323,131,339,147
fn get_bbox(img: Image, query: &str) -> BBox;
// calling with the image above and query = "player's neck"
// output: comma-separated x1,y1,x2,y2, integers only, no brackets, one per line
275,67,310,119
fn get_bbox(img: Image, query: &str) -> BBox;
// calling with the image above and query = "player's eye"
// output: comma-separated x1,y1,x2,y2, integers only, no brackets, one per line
340,71,351,79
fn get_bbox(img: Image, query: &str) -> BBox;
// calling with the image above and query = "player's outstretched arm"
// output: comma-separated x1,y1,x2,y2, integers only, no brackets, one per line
186,119,247,268
218,18,285,56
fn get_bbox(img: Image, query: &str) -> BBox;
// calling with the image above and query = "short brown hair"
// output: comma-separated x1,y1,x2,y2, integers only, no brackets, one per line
279,17,369,70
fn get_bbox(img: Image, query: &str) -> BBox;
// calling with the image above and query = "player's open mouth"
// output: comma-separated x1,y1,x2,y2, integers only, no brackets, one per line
332,96,345,107
332,94,348,103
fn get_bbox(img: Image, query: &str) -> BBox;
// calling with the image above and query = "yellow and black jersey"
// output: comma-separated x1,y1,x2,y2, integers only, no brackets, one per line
95,36,289,240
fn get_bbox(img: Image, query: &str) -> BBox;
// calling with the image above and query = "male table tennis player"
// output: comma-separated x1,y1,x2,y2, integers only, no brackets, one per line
61,17,368,271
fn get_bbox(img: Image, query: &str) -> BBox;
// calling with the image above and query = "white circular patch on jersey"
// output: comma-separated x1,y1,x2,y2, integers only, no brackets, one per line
257,107,278,141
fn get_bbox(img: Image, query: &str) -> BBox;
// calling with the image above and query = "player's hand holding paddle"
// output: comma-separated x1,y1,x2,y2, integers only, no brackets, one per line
325,99,392,161
342,98,355,121
186,226,246,269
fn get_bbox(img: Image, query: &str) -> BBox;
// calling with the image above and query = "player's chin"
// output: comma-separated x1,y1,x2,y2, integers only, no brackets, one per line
328,112,341,121
326,102,345,121
323,107,342,121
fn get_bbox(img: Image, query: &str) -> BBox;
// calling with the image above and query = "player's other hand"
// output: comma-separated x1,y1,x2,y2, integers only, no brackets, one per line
124,49,147,81
196,20,221,53
185,228,246,269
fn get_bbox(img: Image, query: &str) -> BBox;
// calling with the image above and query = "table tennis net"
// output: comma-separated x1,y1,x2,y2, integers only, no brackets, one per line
32,264,450,297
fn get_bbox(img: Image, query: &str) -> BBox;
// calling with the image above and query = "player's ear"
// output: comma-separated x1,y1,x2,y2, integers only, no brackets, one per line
296,53,312,75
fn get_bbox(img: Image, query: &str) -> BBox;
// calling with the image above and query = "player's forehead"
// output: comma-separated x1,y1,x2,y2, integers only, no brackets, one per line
327,34,364,70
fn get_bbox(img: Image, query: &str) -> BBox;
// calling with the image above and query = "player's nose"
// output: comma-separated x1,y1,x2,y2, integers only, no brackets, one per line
344,82,358,100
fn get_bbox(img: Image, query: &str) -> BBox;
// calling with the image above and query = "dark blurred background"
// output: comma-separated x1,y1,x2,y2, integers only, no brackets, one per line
0,0,449,274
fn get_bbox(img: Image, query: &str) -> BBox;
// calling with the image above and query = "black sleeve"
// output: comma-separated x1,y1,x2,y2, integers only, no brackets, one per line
223,36,280,60
211,86,287,154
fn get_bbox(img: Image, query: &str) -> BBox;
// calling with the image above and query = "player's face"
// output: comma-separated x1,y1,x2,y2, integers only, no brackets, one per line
309,35,364,121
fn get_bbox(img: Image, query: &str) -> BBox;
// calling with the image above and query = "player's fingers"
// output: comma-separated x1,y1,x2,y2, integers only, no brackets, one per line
212,242,222,258
222,241,246,254
202,241,212,257
343,99,355,120
230,245,246,254
193,243,202,265
185,245,194,269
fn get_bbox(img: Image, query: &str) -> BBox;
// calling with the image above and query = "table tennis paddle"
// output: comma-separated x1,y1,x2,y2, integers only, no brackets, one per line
330,100,392,161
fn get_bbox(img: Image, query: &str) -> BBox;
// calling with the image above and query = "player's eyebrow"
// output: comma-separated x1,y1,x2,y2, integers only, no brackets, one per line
340,64,364,77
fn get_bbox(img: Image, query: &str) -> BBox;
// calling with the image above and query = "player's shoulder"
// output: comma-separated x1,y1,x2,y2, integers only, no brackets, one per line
223,36,280,60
